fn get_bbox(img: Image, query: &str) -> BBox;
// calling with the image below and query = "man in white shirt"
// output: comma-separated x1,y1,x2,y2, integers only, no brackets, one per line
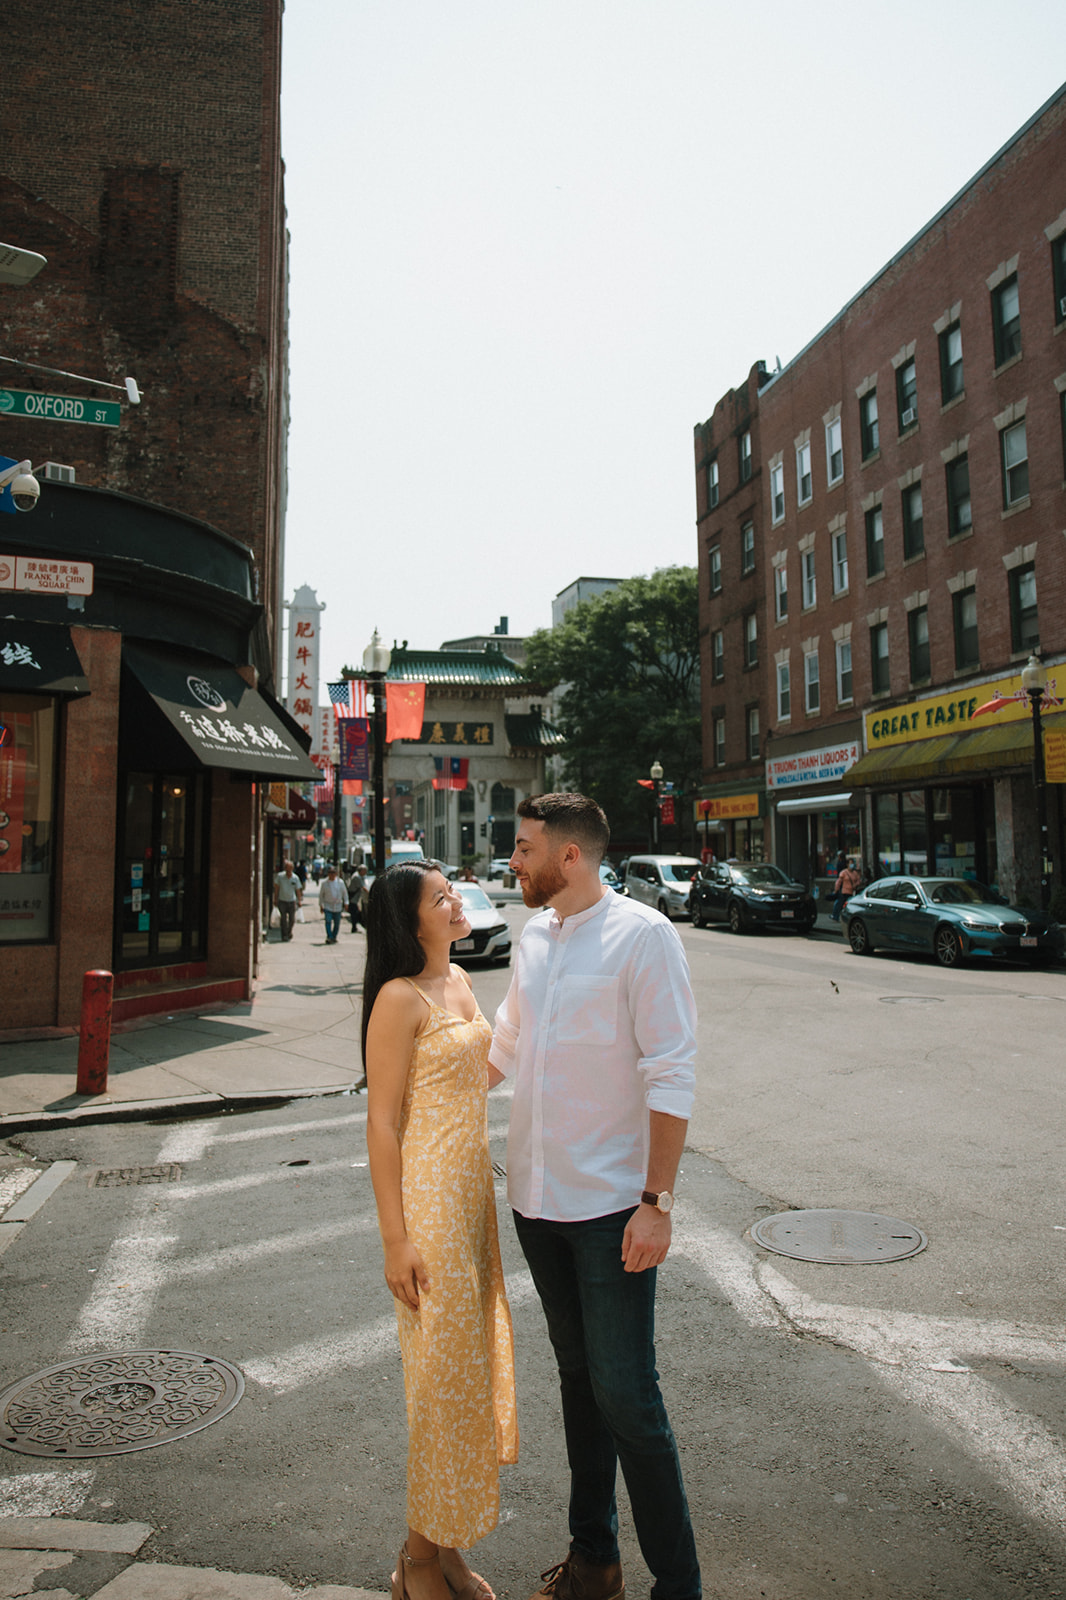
490,794,700,1600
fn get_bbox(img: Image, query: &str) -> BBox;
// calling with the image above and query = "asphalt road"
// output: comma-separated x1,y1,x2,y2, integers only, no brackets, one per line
1,905,1063,1599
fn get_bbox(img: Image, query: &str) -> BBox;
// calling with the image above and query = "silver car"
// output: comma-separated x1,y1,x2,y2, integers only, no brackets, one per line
451,882,512,964
623,855,702,920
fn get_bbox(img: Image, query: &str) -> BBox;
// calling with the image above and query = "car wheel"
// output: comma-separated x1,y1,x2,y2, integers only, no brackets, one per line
848,917,873,956
657,897,672,920
691,902,706,929
934,923,964,968
727,901,745,935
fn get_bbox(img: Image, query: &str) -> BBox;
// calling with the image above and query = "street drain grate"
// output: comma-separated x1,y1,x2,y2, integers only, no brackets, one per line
0,1349,244,1458
751,1209,928,1265
90,1166,184,1187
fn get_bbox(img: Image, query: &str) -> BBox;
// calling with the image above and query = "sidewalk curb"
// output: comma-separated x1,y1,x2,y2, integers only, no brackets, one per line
0,1082,365,1140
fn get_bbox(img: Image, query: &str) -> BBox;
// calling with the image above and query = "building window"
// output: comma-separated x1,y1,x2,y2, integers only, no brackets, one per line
1001,419,1029,508
831,528,848,594
118,771,208,967
770,462,785,523
870,621,890,694
908,605,930,681
860,390,879,459
1008,562,1039,654
744,612,758,668
712,629,724,680
739,429,752,483
1053,235,1066,325
836,639,852,704
865,504,884,577
707,458,719,509
896,359,917,431
796,441,812,505
746,706,760,760
953,586,979,670
777,660,791,721
938,322,964,403
741,521,755,574
902,483,924,559
714,716,726,767
992,274,1021,366
0,695,57,945
774,563,788,621
802,549,816,609
709,544,722,593
946,454,972,538
804,650,820,713
825,417,843,484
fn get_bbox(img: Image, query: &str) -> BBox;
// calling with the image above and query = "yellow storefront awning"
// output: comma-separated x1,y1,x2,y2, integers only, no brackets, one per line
847,711,1066,787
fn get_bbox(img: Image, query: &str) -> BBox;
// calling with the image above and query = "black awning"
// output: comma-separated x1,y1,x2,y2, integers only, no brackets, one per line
0,618,90,696
124,643,318,781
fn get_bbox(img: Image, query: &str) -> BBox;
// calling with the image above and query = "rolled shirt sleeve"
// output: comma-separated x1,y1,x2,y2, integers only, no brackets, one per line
627,918,697,1121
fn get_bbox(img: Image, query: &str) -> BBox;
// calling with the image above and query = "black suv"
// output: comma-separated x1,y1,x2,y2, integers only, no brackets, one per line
689,861,816,935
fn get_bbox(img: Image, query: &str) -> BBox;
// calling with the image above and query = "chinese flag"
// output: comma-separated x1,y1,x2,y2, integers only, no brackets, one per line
386,682,426,742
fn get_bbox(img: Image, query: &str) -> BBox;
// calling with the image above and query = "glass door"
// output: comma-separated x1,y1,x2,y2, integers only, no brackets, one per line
116,770,208,967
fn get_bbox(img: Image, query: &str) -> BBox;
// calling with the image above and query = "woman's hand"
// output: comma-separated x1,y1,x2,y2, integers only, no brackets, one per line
384,1238,431,1310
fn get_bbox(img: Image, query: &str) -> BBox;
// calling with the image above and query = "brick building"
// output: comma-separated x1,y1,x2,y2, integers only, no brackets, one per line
695,85,1066,906
0,1,296,1031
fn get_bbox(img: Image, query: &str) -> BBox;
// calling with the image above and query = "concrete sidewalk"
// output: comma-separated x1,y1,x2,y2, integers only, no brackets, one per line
0,897,368,1137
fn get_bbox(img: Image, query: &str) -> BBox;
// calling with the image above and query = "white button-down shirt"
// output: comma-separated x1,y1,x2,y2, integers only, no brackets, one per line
489,890,697,1222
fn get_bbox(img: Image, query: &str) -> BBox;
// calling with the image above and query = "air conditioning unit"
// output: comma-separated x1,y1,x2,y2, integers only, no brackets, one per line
901,407,917,428
40,462,76,483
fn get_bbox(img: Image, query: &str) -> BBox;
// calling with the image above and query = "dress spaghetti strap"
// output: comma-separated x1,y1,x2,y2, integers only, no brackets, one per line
402,977,433,1006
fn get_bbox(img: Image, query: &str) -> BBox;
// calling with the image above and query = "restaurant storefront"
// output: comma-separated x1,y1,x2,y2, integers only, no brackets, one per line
694,789,765,863
846,667,1065,902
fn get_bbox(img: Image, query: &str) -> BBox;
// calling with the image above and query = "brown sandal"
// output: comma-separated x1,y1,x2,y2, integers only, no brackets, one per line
446,1573,496,1600
393,1543,442,1600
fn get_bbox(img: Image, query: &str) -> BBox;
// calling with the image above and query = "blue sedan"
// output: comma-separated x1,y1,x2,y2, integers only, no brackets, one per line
842,876,1063,968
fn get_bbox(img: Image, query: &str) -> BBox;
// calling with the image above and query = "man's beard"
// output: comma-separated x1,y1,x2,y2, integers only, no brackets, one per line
520,857,568,908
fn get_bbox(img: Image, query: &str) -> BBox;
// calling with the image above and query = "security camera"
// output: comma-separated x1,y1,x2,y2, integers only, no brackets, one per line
11,471,40,512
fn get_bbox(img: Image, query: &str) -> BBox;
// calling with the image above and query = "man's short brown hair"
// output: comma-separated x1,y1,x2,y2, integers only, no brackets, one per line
517,793,610,867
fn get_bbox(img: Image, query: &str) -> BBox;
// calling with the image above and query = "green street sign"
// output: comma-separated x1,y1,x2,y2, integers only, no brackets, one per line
0,386,122,428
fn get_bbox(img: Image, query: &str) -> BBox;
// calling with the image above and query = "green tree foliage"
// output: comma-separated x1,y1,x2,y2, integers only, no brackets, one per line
523,567,701,846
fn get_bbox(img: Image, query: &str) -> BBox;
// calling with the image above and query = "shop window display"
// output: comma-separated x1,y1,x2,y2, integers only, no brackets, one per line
0,695,56,943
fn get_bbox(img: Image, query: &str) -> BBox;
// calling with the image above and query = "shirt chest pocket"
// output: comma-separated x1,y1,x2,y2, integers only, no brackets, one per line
553,975,619,1045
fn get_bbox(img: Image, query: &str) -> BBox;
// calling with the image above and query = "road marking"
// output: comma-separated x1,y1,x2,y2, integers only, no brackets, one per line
167,1154,359,1202
168,1217,377,1279
212,1110,369,1143
63,1230,179,1356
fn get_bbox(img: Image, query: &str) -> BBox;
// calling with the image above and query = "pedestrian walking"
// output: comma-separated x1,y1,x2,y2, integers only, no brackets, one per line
831,858,862,921
273,859,302,941
318,864,348,943
349,865,370,933
364,860,517,1600
490,792,701,1600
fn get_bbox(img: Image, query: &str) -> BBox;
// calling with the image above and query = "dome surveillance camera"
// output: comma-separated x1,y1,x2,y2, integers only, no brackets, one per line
11,471,40,512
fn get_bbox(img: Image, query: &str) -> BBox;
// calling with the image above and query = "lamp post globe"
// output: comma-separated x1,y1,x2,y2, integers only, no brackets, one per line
650,760,664,850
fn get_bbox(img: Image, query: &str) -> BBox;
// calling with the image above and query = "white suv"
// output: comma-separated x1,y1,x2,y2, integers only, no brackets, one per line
623,855,702,920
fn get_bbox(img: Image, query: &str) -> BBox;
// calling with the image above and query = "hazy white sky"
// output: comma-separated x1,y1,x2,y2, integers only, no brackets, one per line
281,2,1064,687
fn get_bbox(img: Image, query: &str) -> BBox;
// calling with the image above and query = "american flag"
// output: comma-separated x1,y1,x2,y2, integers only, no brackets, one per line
327,679,368,718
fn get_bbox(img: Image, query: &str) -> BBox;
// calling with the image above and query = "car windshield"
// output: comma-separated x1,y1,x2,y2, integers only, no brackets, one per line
663,862,699,881
927,880,997,906
731,864,792,886
457,884,493,911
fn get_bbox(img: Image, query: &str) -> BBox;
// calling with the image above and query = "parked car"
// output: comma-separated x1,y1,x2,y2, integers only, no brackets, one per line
450,882,512,964
842,876,1064,967
623,855,702,919
600,862,625,893
689,860,817,934
486,857,513,880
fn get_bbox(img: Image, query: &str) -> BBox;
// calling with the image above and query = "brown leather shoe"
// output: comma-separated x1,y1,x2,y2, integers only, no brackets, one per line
529,1550,625,1600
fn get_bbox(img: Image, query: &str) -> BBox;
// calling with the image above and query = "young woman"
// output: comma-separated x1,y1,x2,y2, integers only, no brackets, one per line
363,861,517,1600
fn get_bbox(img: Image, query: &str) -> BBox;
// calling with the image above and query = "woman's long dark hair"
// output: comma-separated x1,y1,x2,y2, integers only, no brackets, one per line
360,859,440,1068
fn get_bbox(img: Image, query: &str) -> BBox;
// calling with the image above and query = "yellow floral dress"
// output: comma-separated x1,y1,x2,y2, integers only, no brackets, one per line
394,981,518,1547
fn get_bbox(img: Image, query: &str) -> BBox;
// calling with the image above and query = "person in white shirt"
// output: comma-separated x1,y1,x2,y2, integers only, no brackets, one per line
489,794,700,1600
318,864,349,943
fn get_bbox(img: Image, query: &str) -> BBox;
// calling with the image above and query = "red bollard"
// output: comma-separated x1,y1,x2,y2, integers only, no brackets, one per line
76,969,114,1096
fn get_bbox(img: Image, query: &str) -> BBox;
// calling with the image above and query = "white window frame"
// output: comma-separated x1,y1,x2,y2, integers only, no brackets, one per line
744,612,758,668
770,462,785,524
1001,419,1029,507
741,520,755,574
739,429,752,482
835,638,853,704
825,416,843,485
774,563,788,622
712,629,724,680
796,441,813,505
802,548,817,609
804,650,820,713
714,716,726,767
709,544,722,593
776,660,791,721
832,529,848,594
707,458,719,509
746,706,760,761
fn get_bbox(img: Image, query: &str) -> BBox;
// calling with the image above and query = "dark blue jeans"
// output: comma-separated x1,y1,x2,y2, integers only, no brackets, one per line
513,1208,701,1600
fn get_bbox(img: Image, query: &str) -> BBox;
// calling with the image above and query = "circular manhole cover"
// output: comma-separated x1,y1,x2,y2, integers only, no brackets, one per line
751,1209,928,1265
0,1349,245,1458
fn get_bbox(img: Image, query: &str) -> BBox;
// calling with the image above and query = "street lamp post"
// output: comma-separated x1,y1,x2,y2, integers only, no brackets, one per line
363,629,392,877
1020,651,1051,911
330,739,342,870
650,759,664,850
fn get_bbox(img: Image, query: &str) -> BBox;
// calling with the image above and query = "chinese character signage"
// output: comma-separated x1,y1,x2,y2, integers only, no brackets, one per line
339,718,370,780
0,555,94,594
285,584,325,755
417,720,494,746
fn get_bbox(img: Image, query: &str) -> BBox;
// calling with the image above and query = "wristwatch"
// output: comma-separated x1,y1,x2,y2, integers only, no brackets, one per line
641,1189,674,1214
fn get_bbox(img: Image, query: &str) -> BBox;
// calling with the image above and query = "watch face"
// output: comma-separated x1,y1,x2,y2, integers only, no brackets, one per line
658,1191,674,1213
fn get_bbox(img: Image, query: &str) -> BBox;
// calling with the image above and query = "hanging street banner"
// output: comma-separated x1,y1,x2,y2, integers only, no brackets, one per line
0,387,122,428
339,717,370,780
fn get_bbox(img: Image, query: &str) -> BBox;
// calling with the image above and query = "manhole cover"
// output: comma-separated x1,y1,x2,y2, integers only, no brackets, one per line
879,995,943,1005
751,1209,928,1265
0,1349,245,1458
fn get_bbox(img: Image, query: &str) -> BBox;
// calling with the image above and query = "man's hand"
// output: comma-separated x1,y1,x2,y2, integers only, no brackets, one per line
621,1204,671,1273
